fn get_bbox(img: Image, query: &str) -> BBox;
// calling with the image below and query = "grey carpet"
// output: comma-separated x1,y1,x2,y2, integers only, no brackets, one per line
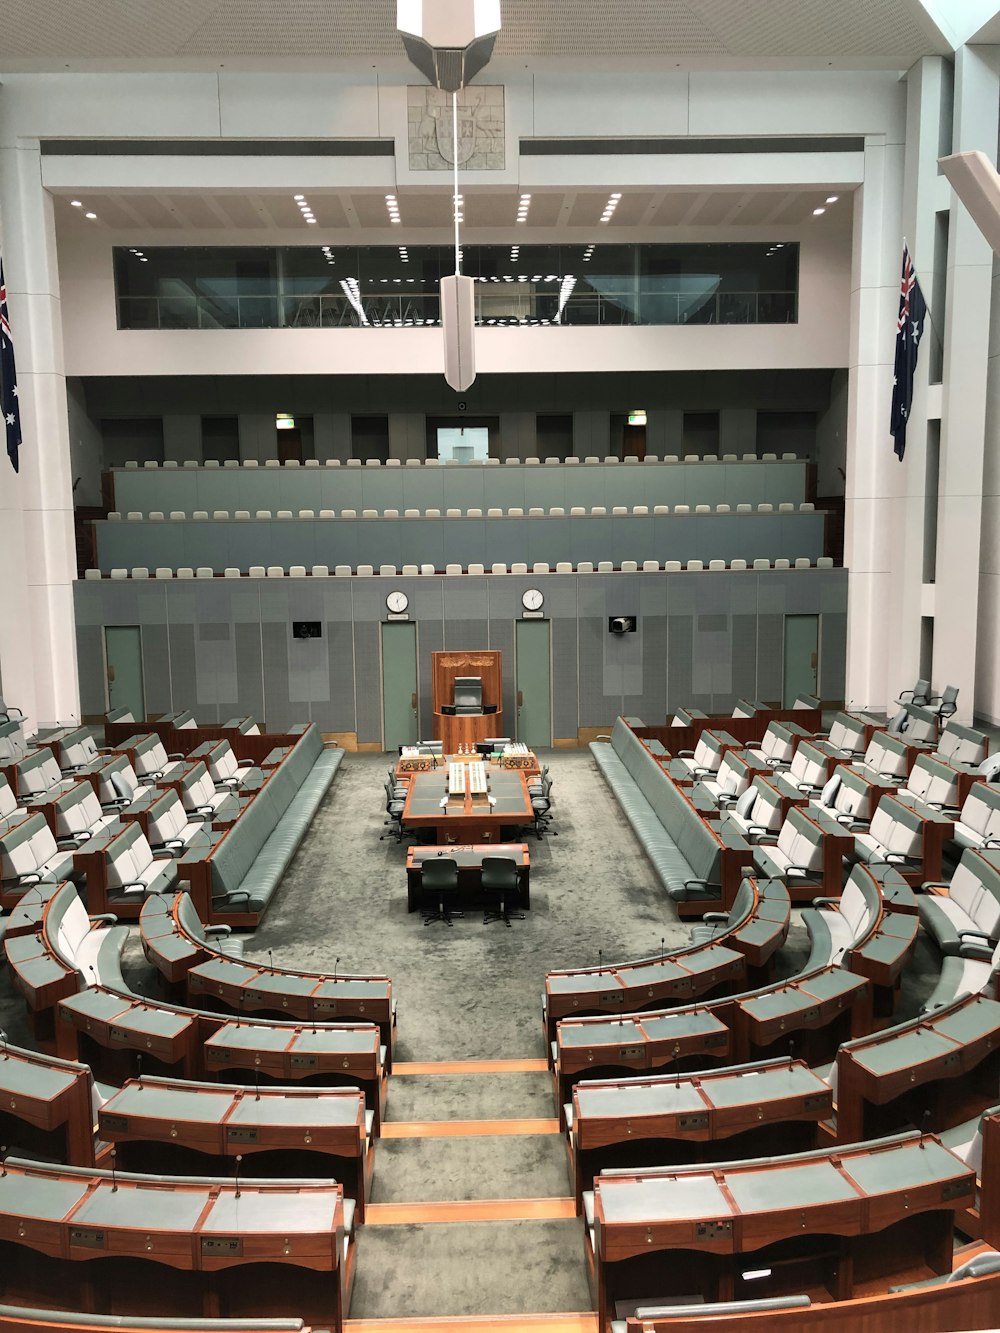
370,1135,569,1203
350,1219,591,1318
244,750,688,1062
386,1072,556,1121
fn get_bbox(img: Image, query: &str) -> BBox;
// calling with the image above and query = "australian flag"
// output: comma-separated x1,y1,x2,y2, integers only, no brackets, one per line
889,245,926,462
0,261,22,474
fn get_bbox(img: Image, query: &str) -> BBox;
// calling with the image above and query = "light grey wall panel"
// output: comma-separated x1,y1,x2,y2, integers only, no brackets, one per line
166,622,199,721
75,625,106,716
261,621,292,731
578,618,608,728
666,612,695,714
234,622,265,722
820,611,847,702
755,611,785,705
550,614,579,741
74,569,848,736
352,620,382,745
321,622,356,733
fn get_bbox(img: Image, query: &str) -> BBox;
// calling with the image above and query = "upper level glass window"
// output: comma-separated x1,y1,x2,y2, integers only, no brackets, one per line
114,242,799,330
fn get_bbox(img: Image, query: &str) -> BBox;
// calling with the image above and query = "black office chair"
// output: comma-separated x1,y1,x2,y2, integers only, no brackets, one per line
481,856,524,927
380,780,405,842
420,856,462,926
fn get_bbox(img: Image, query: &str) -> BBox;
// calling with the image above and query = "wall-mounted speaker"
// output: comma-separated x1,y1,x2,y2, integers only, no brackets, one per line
292,621,322,640
441,273,476,391
608,616,637,635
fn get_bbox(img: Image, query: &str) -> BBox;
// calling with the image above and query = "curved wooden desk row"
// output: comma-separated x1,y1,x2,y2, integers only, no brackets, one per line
833,990,1000,1145
552,964,871,1115
0,1041,374,1217
0,1157,352,1333
587,1132,973,1332
0,1312,309,1333
54,986,387,1132
617,1256,1000,1333
544,879,791,1041
567,1057,832,1209
139,894,396,1061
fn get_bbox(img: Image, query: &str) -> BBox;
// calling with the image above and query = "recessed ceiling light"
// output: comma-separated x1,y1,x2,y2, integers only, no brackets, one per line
85,212,97,219
293,194,305,201
812,207,826,216
825,195,839,203
70,200,83,207
139,257,148,262
306,218,317,224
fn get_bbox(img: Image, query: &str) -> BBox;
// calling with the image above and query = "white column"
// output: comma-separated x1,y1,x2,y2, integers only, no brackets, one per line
935,45,1000,721
843,131,906,712
0,137,79,732
890,57,950,700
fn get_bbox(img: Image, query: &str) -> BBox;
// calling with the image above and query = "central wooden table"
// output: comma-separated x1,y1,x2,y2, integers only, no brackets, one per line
405,842,531,911
400,769,534,844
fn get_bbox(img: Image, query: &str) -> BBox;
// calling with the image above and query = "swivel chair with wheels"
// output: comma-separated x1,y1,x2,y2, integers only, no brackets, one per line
380,780,406,842
420,856,462,926
481,856,524,927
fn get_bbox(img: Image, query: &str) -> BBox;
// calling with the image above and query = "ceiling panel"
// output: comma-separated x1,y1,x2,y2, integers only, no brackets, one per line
0,0,956,65
52,185,852,235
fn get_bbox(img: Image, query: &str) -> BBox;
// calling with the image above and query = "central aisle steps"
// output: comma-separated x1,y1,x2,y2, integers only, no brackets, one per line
347,1057,592,1326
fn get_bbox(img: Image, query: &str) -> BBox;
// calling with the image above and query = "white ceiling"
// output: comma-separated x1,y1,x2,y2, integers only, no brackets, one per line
52,185,852,236
0,0,985,69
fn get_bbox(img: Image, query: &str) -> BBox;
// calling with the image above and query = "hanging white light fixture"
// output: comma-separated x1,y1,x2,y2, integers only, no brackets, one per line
398,0,501,392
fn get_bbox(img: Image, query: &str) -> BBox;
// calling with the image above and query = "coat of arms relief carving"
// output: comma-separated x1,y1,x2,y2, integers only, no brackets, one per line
407,86,505,171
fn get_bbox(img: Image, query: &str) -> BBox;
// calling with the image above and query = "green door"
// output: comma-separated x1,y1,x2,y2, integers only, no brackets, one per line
381,621,419,751
105,626,145,721
515,620,552,748
782,614,819,707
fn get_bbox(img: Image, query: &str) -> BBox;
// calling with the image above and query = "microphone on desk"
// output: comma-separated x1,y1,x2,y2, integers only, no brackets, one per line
234,1152,243,1198
1,1146,7,1177
110,1147,118,1193
674,1044,681,1086
334,957,340,986
597,949,603,975
660,937,665,967
788,1038,795,1065
267,949,274,974
254,1069,260,1102
136,1053,143,1087
921,1109,932,1145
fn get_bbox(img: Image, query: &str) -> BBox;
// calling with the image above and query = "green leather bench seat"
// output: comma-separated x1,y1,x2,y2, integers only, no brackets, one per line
209,726,343,919
590,718,722,901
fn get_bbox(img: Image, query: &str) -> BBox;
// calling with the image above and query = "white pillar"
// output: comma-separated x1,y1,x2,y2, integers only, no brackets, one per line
843,130,906,713
935,45,1000,722
0,138,79,732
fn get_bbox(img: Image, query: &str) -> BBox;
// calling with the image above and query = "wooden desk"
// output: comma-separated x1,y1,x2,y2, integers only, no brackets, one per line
100,1077,373,1219
396,751,540,778
203,1021,386,1132
433,711,505,754
836,993,1000,1144
0,1043,94,1167
569,1057,832,1208
187,956,395,1067
0,1157,351,1331
554,966,872,1114
400,769,533,844
544,879,789,1042
589,1134,973,1330
555,1010,732,1114
405,842,530,911
57,987,201,1079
